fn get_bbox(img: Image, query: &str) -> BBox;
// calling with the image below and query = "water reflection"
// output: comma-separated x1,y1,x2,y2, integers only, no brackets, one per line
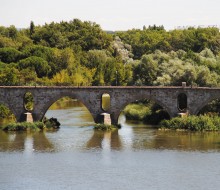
0,131,54,152
86,130,122,150
1,99,220,153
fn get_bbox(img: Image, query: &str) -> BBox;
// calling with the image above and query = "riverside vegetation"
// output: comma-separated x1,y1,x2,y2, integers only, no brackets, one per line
1,20,220,128
1,117,60,131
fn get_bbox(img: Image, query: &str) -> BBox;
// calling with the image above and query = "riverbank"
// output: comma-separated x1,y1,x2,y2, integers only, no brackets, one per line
1,117,60,131
160,115,220,131
123,102,170,125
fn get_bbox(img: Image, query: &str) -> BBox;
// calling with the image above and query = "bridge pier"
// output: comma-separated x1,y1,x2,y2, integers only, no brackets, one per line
96,113,112,125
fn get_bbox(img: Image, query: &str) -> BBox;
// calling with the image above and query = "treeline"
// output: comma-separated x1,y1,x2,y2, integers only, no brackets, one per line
1,20,220,87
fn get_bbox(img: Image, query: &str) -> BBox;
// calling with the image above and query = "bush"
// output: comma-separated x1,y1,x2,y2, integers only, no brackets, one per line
123,103,151,120
123,102,170,125
2,117,60,131
94,124,117,131
2,122,43,131
160,115,220,131
43,117,60,129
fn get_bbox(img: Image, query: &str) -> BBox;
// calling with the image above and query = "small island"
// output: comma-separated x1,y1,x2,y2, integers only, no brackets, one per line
1,117,60,131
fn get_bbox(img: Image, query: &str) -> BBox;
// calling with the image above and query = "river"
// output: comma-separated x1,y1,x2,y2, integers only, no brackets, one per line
1,99,220,190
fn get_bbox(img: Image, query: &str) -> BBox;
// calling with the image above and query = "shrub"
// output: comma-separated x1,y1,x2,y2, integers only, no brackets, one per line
94,124,117,131
160,115,220,131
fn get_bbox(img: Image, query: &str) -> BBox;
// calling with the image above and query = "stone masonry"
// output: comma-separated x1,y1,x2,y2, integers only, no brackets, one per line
0,86,220,125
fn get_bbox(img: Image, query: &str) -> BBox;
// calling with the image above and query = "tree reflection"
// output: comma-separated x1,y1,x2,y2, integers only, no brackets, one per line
0,131,54,152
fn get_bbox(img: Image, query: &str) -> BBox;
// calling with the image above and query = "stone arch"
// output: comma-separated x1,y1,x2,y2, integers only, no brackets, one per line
194,96,220,115
112,95,172,125
35,93,95,122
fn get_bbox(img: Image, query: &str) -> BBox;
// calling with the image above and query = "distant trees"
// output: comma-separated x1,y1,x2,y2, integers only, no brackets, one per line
0,19,220,87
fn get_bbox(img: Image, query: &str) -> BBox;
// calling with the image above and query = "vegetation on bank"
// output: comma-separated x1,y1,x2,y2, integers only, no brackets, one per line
159,115,220,131
2,121,44,131
94,123,118,131
123,100,170,125
1,117,60,131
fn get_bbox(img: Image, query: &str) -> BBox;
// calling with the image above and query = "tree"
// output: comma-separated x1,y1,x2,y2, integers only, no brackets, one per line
133,55,158,85
0,67,19,85
18,56,51,78
0,47,21,63
30,21,35,37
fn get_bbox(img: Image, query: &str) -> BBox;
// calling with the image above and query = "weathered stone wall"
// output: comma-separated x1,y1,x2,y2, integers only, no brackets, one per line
0,86,220,125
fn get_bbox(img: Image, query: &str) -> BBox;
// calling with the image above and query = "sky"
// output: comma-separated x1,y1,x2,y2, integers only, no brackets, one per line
0,0,220,31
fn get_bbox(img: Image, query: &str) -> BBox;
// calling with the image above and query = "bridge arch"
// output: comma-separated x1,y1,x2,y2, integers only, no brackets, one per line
113,96,172,124
195,97,220,115
33,92,96,122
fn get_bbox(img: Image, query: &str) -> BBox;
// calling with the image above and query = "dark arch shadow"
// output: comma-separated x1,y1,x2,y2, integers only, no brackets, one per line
118,98,170,125
177,93,187,112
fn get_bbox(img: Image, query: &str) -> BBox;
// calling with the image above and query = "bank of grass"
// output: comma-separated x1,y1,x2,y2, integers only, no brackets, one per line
1,117,60,131
160,115,220,131
1,122,44,131
94,123,118,131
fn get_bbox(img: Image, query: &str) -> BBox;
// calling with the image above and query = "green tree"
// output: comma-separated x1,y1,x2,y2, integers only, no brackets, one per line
30,21,35,37
0,47,21,63
133,55,158,85
18,56,51,78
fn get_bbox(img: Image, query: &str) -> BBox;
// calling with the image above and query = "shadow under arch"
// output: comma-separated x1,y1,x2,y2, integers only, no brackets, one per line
117,98,171,125
42,96,95,126
197,98,220,115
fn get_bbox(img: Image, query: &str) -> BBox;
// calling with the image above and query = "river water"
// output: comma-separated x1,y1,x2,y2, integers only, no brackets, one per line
1,100,220,190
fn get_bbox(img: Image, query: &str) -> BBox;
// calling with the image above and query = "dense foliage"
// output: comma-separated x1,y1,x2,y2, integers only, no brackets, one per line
2,20,220,121
1,20,220,87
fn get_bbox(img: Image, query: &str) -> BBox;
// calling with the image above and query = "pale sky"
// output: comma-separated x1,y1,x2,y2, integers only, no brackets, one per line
0,0,220,30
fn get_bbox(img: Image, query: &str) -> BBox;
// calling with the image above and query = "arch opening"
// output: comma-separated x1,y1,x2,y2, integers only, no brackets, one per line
24,92,34,111
102,93,110,112
0,103,16,124
44,96,94,127
177,93,187,112
198,98,220,116
120,99,170,126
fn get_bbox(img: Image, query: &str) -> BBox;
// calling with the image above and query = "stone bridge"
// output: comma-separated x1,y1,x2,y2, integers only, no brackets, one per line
0,85,220,125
